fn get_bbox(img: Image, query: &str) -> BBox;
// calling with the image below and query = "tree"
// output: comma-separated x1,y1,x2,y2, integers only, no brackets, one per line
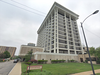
95,47,100,64
4,51,11,58
89,47,96,56
89,46,100,64
24,50,33,62
96,47,100,58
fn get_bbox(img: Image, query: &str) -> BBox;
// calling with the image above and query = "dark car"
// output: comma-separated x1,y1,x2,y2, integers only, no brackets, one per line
13,59,18,63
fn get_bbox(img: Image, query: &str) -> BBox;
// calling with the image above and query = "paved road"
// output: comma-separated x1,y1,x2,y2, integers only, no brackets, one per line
0,60,16,75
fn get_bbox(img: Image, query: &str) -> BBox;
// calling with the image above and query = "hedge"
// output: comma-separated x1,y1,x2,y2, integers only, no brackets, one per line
38,60,48,64
51,60,65,63
68,59,77,62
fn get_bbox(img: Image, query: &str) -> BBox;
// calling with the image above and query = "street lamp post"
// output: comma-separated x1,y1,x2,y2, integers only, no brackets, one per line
81,10,99,75
28,49,33,75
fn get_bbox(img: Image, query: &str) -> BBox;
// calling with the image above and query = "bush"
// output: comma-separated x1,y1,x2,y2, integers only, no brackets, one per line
68,59,76,62
62,60,65,62
44,60,47,63
24,55,30,62
38,60,48,64
25,62,32,65
85,59,88,63
28,59,37,63
51,60,58,63
96,59,100,64
51,60,65,63
70,59,75,62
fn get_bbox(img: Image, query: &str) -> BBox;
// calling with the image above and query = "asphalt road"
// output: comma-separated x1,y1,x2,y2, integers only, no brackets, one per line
0,60,16,75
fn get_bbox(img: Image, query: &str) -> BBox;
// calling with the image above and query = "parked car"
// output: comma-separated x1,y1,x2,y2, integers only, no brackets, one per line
13,59,18,63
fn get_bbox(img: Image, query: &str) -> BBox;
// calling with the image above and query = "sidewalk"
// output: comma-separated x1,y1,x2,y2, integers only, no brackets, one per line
71,69,100,75
8,62,21,75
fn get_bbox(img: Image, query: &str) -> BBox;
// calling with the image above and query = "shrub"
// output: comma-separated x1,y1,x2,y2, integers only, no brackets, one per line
62,60,65,62
85,59,88,63
51,60,65,63
70,59,75,62
44,60,47,64
25,62,32,65
38,60,48,64
28,59,37,63
96,59,100,64
68,59,76,62
51,60,57,63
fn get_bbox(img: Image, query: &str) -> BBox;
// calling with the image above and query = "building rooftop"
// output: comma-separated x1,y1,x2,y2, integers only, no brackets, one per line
37,2,79,33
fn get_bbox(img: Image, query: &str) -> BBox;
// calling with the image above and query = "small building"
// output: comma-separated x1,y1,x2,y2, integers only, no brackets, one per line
19,43,43,57
78,47,97,64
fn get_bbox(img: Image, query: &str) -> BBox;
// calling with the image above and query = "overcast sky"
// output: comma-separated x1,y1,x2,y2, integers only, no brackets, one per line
0,0,100,55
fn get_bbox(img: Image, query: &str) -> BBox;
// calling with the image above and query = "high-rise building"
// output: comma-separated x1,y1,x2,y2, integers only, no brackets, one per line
37,2,84,55
0,46,16,57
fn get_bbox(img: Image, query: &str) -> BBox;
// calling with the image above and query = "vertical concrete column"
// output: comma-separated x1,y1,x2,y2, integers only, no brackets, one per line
56,8,59,54
51,13,54,53
44,24,46,52
69,15,76,54
65,13,70,54
46,21,48,52
49,14,52,53
54,9,57,53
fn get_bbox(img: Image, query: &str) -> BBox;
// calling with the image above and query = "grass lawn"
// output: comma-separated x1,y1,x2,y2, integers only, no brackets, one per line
21,62,100,75
96,73,100,75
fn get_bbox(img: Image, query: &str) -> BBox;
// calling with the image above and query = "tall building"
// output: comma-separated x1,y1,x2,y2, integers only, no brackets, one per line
37,2,84,55
0,46,16,57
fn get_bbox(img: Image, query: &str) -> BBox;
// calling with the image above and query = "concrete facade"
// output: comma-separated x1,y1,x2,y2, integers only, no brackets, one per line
33,52,79,63
0,46,16,57
19,45,43,56
37,2,84,55
78,54,97,64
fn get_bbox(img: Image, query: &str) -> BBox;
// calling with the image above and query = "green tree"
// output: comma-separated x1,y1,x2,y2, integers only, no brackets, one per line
96,47,100,58
89,47,96,56
3,51,11,58
89,47,100,64
24,50,33,62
